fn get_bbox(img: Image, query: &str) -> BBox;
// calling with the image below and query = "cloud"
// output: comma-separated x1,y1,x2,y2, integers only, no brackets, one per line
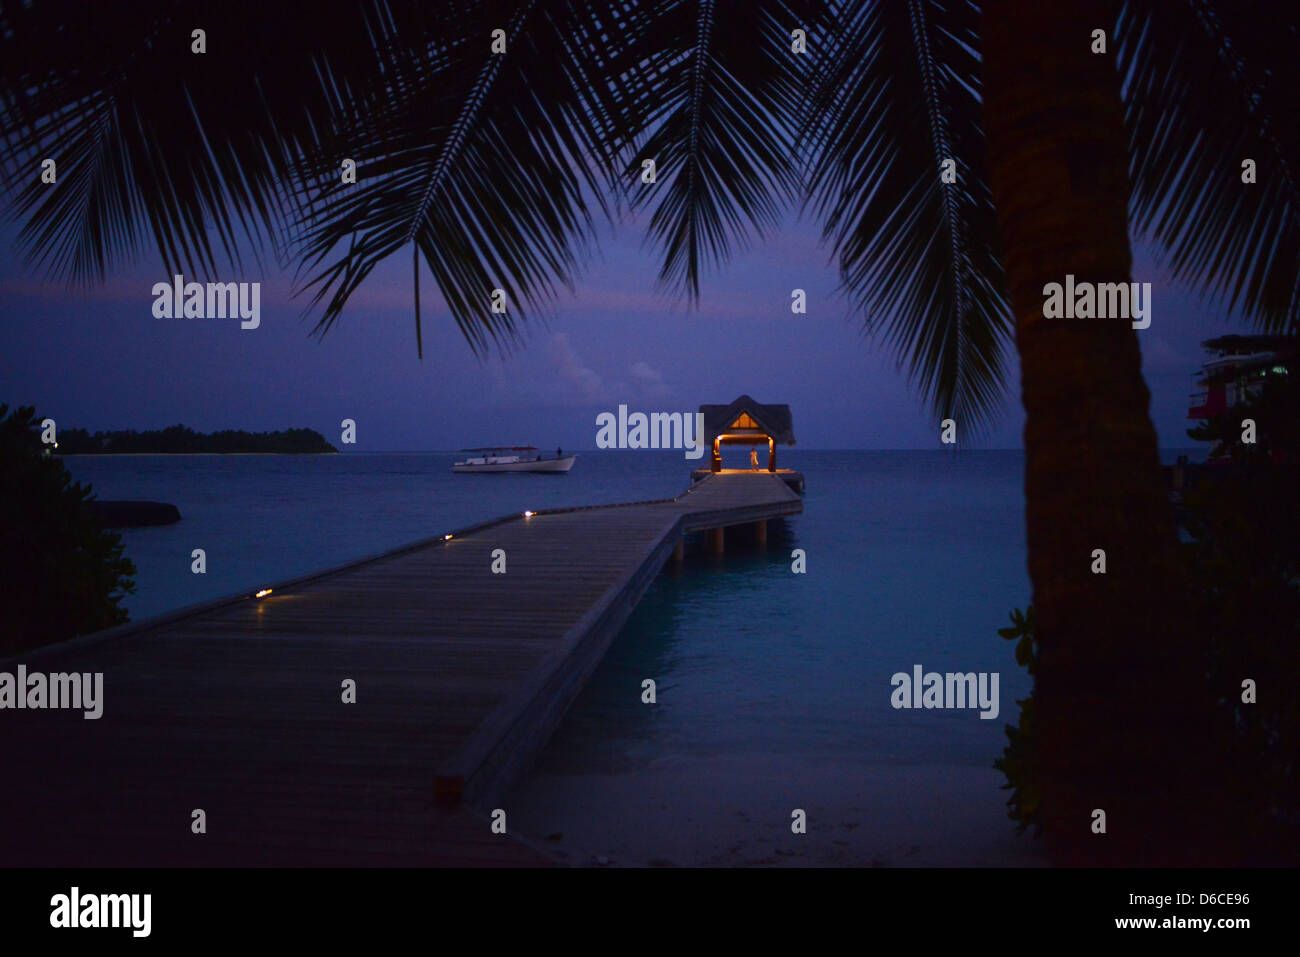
629,360,672,399
544,332,605,402
563,285,807,322
476,335,674,409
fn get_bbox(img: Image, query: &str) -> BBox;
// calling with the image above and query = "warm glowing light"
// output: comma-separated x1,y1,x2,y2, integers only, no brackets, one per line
523,511,534,517
444,534,453,540
255,588,272,598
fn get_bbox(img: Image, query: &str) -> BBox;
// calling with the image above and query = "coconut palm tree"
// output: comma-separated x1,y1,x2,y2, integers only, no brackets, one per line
2,0,1296,863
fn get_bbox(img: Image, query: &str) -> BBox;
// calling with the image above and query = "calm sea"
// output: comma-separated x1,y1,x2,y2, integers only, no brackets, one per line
62,448,1199,860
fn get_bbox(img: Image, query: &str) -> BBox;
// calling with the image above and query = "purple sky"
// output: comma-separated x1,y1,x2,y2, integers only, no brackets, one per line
0,212,1239,451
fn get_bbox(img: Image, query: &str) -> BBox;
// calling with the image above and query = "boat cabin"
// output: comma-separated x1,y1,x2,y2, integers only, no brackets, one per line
459,446,537,465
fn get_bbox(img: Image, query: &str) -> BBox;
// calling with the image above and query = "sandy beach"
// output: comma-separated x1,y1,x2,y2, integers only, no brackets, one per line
508,756,1048,867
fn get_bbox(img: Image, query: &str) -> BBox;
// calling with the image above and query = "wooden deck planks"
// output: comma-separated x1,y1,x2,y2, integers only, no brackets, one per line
0,473,800,866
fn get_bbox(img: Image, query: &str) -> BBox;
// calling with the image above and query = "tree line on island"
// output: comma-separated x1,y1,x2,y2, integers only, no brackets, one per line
57,424,338,454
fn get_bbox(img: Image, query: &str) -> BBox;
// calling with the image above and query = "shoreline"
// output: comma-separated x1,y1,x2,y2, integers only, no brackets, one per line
508,755,1048,867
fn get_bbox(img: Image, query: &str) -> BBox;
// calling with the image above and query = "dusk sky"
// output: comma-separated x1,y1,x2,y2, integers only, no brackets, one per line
1,214,1238,451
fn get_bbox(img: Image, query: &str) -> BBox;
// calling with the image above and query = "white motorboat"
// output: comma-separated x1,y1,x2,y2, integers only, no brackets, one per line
452,447,576,473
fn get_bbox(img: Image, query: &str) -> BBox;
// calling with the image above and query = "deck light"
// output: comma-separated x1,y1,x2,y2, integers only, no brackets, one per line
255,588,272,599
523,511,534,517
444,534,453,541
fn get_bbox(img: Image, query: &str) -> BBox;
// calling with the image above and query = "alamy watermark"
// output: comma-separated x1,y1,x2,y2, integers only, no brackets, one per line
0,665,103,719
152,274,260,329
1042,274,1151,329
890,665,999,720
595,405,706,460
50,887,150,937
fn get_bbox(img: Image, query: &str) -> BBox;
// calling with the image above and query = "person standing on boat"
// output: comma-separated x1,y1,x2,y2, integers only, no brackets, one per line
556,447,563,460
749,448,760,469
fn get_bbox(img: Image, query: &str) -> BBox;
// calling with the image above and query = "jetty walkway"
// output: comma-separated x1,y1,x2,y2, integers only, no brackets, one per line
0,472,801,866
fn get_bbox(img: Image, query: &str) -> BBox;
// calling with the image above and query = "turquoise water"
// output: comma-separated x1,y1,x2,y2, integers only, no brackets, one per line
65,448,1035,764
515,450,1035,773
61,449,1197,862
64,449,693,620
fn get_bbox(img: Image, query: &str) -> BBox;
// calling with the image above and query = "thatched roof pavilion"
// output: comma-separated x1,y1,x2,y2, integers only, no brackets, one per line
699,395,795,472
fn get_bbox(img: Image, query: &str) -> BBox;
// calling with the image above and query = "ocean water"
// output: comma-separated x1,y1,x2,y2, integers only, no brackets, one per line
64,450,1029,753
65,449,694,620
60,448,1196,862
527,450,1034,773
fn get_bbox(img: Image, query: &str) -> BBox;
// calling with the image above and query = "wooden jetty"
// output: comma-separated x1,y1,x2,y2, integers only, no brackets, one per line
0,472,801,867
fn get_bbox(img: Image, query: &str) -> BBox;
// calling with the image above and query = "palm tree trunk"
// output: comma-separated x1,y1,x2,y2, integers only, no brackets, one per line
981,0,1227,864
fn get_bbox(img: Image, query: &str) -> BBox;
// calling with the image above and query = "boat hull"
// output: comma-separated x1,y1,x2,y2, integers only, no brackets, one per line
453,455,576,474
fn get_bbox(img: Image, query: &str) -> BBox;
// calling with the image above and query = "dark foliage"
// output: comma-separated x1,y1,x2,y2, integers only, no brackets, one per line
997,352,1300,850
0,405,136,655
1181,362,1300,837
56,425,338,455
993,605,1039,833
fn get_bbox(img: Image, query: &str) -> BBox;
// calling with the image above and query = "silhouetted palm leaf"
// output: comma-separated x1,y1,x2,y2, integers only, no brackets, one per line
1119,0,1300,333
0,0,393,283
289,0,655,354
3,0,1298,413
804,0,1012,428
607,0,832,300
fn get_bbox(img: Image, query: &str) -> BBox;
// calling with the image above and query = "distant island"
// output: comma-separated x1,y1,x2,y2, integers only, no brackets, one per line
57,424,339,454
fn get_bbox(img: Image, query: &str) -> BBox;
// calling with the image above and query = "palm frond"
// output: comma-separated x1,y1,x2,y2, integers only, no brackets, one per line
1119,0,1300,333
804,0,1012,429
610,0,832,301
0,0,391,284
289,0,654,352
